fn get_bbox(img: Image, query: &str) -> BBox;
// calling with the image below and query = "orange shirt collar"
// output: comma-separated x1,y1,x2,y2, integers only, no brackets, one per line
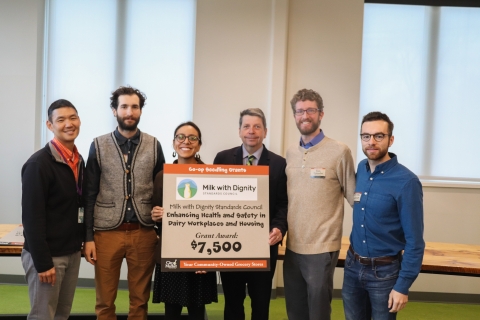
52,137,80,182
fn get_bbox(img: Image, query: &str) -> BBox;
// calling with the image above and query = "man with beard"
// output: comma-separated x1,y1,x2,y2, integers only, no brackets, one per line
342,112,424,320
84,86,165,319
213,108,288,320
284,89,356,320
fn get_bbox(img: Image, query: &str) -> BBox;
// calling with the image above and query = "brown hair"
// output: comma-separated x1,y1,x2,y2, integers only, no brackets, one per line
290,89,324,113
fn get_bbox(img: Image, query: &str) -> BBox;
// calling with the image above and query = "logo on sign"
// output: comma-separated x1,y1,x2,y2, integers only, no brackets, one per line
165,259,178,269
177,179,197,199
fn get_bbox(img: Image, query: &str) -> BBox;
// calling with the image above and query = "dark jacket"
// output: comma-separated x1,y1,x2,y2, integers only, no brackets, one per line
213,145,288,237
21,142,84,273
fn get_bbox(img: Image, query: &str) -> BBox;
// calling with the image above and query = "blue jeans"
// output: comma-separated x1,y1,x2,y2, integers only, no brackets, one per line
342,249,400,320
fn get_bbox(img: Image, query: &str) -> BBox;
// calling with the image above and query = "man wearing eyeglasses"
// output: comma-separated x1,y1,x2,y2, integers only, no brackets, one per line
83,86,165,319
284,89,356,320
342,112,424,320
213,108,288,320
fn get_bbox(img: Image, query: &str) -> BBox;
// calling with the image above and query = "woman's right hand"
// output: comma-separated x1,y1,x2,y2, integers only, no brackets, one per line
151,206,164,222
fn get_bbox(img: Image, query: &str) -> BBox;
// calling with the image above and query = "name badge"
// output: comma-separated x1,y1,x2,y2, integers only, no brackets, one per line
78,207,84,223
310,168,326,178
354,192,362,202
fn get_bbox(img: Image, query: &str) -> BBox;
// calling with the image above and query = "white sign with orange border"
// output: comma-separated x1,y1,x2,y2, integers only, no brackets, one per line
161,164,270,272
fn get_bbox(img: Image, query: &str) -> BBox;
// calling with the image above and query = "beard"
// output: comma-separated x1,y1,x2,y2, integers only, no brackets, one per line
363,146,389,161
296,119,321,136
117,115,140,131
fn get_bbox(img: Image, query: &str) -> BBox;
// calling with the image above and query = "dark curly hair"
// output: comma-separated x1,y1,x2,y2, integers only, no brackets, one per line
110,86,147,110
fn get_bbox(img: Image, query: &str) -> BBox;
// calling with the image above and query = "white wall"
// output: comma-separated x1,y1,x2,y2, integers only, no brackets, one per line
1,0,479,295
283,0,363,153
0,0,43,225
193,0,289,160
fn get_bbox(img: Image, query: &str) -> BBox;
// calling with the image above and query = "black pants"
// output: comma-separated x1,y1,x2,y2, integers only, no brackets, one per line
220,246,278,320
165,303,205,320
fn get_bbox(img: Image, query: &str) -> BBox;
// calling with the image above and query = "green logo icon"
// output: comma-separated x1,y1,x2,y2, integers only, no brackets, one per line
178,179,197,199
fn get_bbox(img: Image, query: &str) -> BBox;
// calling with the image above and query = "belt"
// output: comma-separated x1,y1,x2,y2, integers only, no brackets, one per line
349,245,400,266
114,222,141,231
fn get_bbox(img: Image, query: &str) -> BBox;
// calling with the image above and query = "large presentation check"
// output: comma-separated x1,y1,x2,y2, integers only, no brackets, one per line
161,164,270,272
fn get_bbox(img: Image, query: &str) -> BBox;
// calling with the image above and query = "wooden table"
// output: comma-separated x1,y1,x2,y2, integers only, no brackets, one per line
278,237,480,277
0,224,23,255
3,224,480,277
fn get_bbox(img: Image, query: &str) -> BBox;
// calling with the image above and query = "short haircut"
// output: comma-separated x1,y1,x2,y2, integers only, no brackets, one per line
110,86,147,110
174,121,203,146
290,89,324,113
47,99,77,122
239,108,267,129
361,111,394,135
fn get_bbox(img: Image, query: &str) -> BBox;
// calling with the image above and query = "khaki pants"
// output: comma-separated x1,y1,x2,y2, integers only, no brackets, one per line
94,227,157,320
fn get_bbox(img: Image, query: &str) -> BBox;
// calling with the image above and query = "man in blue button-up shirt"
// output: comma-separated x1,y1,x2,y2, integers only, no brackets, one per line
342,112,425,320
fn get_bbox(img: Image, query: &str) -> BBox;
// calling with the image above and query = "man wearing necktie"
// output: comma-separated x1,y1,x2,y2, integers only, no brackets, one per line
213,108,288,320
246,154,255,165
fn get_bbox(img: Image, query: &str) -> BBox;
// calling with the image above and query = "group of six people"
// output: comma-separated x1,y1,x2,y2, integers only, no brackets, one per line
21,86,424,320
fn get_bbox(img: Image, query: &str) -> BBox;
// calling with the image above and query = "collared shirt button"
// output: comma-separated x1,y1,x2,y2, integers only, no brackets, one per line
364,192,368,195
128,208,131,211
362,208,364,210
361,224,364,227
381,171,384,174
363,240,366,243
302,165,305,168
370,177,373,180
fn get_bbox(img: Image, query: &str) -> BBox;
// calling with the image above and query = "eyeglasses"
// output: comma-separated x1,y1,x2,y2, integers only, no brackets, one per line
360,133,389,142
294,108,320,116
175,134,200,143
